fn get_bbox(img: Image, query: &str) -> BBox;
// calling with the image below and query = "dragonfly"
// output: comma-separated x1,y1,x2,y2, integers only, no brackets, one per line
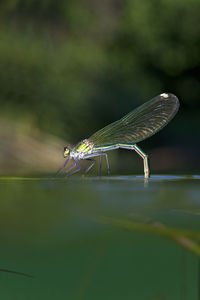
57,93,179,178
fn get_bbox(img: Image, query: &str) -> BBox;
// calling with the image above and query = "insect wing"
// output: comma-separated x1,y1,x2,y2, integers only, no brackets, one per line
89,93,179,146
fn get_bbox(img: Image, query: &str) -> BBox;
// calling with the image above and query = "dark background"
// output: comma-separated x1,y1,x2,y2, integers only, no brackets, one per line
0,0,199,175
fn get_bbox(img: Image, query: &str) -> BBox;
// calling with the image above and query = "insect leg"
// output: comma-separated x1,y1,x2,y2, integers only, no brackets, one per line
133,145,149,178
83,151,111,175
99,155,102,176
68,159,81,176
104,153,110,175
63,159,77,176
55,158,70,176
85,159,96,174
119,144,150,178
100,153,110,175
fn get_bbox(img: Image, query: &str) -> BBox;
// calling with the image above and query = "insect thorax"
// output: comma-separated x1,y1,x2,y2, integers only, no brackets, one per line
72,139,94,158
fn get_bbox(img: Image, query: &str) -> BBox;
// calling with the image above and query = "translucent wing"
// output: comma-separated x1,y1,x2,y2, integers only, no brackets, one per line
89,93,179,146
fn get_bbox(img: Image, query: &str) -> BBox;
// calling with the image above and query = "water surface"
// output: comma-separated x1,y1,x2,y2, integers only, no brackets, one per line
0,175,199,300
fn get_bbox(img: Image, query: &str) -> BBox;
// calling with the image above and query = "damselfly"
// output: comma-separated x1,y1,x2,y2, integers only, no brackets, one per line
57,93,179,178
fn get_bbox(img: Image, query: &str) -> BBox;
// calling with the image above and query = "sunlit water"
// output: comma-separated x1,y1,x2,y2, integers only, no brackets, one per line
0,175,199,300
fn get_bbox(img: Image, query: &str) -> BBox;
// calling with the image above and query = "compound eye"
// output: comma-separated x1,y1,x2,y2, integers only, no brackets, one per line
64,146,70,157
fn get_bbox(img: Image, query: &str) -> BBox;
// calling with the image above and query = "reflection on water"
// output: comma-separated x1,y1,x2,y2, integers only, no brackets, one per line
0,175,199,299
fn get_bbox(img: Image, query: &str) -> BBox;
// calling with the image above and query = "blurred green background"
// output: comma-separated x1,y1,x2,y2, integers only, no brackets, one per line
0,0,200,175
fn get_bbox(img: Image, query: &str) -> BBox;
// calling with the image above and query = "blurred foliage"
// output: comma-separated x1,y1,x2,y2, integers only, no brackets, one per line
98,216,200,257
0,0,200,145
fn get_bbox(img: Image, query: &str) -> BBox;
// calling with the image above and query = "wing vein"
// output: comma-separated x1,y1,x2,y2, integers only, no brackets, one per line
89,93,179,146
